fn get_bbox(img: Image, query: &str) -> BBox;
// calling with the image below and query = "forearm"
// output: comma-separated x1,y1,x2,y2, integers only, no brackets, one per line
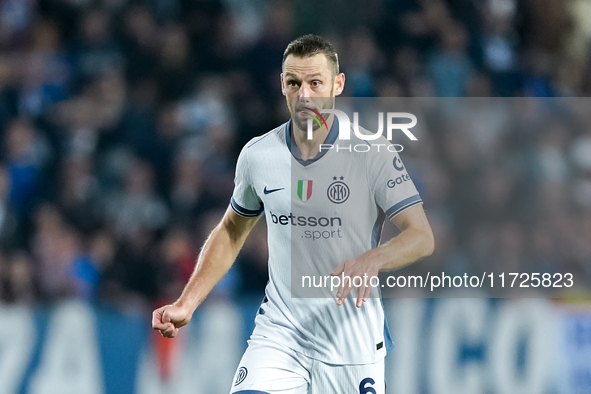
331,217,434,307
174,211,255,314
366,226,434,272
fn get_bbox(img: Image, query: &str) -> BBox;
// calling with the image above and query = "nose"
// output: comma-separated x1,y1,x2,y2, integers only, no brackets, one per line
298,83,311,104
298,83,311,98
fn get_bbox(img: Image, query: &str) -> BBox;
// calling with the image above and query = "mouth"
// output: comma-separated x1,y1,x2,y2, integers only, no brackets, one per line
296,106,319,116
295,107,329,130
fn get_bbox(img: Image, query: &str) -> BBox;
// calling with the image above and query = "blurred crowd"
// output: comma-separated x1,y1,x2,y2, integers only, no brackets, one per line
1,0,591,309
393,97,591,296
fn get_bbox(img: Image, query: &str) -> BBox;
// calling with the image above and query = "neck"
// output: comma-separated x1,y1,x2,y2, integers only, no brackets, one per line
292,114,334,161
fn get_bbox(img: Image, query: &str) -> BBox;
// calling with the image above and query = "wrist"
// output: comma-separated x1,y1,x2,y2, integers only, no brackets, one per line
364,248,389,272
173,297,199,316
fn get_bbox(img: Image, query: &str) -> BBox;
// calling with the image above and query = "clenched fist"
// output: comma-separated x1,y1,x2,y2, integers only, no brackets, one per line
152,304,192,338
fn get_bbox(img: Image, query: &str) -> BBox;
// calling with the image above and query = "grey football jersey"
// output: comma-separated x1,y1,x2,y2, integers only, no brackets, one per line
231,119,422,364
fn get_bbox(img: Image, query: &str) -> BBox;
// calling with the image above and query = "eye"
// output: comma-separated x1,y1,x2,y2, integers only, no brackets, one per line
312,80,321,87
287,80,299,87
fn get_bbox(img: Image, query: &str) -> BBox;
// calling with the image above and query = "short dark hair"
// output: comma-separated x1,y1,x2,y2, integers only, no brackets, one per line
282,34,339,76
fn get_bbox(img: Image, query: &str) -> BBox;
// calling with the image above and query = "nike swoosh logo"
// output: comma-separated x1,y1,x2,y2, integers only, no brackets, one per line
264,187,284,195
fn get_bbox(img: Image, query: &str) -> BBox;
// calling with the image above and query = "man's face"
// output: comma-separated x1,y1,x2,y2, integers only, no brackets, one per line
281,53,345,132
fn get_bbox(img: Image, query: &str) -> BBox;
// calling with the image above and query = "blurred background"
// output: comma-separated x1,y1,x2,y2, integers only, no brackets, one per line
0,0,590,393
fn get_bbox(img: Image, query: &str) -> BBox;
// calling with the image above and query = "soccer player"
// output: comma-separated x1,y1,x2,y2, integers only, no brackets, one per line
152,34,434,393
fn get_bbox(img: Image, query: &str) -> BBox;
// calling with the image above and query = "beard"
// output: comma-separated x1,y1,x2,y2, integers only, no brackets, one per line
288,88,335,134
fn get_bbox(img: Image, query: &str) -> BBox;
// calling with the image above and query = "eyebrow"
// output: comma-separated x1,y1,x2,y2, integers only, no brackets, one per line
284,72,325,79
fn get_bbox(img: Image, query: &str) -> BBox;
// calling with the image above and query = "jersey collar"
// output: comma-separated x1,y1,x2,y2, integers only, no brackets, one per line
285,116,339,167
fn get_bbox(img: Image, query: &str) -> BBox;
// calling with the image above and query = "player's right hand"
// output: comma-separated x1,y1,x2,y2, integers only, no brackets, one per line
152,304,192,338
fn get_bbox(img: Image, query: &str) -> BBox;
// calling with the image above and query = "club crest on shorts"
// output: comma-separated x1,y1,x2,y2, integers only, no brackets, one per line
297,180,313,202
234,366,248,386
327,176,349,204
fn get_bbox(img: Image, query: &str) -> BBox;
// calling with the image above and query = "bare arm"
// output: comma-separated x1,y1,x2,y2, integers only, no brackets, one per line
152,206,261,337
368,203,434,271
331,204,434,307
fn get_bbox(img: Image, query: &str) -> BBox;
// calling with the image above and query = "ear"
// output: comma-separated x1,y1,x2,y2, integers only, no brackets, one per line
280,73,286,96
334,73,345,96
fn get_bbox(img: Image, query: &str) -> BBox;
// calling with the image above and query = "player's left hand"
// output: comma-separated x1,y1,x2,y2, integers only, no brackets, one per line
330,257,380,308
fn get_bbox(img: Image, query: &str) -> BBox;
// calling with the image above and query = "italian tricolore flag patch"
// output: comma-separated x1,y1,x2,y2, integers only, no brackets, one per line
297,180,313,202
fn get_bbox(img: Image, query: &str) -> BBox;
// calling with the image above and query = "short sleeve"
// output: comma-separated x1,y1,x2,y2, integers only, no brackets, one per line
367,145,423,220
230,145,264,217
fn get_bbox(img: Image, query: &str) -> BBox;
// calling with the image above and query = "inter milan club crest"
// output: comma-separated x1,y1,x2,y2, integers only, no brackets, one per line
327,176,350,204
297,180,313,202
234,367,248,386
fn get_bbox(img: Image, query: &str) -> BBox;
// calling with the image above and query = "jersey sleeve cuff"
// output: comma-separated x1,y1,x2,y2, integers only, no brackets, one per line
385,194,423,219
231,197,264,217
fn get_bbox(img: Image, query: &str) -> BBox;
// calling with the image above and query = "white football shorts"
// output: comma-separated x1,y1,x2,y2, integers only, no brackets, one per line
229,335,385,394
